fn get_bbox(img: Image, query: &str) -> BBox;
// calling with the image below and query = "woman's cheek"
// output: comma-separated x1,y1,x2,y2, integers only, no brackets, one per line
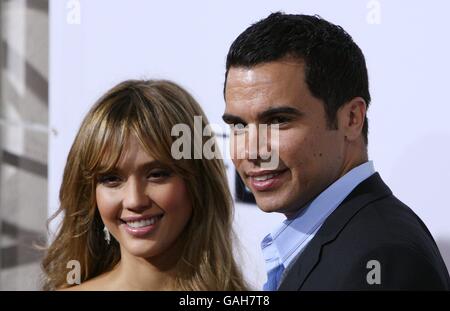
150,179,191,214
96,187,121,221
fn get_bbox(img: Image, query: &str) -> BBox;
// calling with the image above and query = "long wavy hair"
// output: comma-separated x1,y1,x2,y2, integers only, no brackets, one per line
41,79,247,290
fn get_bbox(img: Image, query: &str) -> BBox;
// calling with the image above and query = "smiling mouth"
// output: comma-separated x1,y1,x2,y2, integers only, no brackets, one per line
120,215,164,228
246,168,288,179
252,172,283,181
246,169,288,192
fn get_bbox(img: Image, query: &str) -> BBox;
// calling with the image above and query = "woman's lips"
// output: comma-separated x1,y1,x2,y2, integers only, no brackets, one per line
247,169,288,192
120,215,163,238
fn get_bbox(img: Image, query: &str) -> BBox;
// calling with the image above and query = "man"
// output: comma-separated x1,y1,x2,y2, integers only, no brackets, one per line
222,12,450,290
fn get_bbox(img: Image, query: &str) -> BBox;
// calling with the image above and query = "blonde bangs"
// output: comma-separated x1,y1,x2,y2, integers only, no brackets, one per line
79,88,180,180
42,79,247,290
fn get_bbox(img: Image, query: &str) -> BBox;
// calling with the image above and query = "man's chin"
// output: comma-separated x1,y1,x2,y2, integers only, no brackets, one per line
253,192,303,216
254,196,286,214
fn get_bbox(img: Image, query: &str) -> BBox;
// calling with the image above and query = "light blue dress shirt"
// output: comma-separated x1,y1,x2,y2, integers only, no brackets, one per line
261,161,376,290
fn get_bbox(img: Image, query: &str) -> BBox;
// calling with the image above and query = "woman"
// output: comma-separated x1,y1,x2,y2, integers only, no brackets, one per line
41,79,247,290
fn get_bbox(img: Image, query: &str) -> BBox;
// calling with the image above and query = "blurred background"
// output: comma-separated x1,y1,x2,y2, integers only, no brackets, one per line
0,0,449,290
0,0,47,290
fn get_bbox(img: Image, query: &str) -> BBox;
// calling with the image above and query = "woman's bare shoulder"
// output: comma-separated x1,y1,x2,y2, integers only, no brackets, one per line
57,272,114,291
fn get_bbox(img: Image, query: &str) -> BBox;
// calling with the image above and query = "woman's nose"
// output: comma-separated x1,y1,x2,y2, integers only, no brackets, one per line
122,178,151,211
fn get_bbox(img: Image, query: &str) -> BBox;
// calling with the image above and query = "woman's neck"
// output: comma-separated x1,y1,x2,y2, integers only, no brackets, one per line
108,253,176,290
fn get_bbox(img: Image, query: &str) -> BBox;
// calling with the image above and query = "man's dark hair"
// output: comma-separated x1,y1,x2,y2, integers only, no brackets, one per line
225,12,371,145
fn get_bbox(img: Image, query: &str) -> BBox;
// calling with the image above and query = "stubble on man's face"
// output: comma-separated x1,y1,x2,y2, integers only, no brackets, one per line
224,59,346,216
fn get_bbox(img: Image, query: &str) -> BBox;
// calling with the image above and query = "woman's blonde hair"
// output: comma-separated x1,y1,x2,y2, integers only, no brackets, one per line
41,79,247,290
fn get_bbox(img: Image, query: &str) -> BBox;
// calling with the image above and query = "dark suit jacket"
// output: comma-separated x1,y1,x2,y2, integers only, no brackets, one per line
278,173,450,290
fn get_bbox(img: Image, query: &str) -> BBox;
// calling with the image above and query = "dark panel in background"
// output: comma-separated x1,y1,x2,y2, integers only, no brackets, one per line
235,170,256,204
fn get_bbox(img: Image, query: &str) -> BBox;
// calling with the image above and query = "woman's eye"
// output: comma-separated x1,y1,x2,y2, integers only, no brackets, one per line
148,170,172,180
98,175,122,187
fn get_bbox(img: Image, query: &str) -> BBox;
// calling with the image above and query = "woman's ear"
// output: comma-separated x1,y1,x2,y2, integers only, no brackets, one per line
337,97,367,142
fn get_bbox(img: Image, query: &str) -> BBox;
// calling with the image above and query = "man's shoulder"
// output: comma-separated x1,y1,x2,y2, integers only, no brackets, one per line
343,193,428,241
332,192,434,253
325,191,449,280
301,193,450,290
281,174,450,290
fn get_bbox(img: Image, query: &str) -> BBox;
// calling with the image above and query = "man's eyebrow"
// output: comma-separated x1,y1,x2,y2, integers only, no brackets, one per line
222,113,247,125
258,106,303,120
222,107,302,124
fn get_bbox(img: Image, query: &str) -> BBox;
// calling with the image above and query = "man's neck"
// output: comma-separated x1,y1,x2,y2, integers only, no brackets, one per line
338,141,369,179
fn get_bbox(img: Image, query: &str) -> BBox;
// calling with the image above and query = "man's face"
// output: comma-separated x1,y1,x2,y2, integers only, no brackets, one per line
224,60,347,217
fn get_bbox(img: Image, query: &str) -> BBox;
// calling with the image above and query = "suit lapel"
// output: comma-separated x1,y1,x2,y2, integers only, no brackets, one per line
278,173,392,290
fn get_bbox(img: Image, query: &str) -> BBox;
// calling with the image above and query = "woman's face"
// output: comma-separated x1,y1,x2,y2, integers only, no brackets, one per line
96,135,192,260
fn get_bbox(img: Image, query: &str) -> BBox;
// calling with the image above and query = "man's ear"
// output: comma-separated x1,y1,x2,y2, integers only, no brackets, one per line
337,97,367,141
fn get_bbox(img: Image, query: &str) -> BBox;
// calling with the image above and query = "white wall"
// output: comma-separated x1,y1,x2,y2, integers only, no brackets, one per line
49,0,450,289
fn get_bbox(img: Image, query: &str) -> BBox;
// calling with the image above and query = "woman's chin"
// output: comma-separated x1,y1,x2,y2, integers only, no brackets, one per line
121,240,161,259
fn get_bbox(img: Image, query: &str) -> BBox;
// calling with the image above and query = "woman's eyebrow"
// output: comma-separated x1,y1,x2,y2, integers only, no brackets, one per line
107,160,165,174
137,161,164,171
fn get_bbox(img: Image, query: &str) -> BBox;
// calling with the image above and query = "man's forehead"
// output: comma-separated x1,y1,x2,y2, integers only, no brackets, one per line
226,64,305,103
227,59,305,83
224,60,309,120
226,67,271,86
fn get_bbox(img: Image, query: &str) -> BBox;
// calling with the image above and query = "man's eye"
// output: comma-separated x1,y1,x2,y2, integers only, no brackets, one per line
269,116,290,124
231,123,247,135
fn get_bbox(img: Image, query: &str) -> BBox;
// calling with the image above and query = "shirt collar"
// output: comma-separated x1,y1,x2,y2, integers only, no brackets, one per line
261,161,376,270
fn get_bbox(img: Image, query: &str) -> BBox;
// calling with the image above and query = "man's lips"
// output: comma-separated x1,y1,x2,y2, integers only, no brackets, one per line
245,168,288,192
245,168,288,178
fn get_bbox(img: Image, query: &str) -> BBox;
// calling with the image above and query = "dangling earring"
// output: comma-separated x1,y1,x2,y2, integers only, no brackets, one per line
103,225,111,245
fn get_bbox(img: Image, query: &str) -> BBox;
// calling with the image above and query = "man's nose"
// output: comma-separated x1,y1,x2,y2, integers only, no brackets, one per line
245,124,272,163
